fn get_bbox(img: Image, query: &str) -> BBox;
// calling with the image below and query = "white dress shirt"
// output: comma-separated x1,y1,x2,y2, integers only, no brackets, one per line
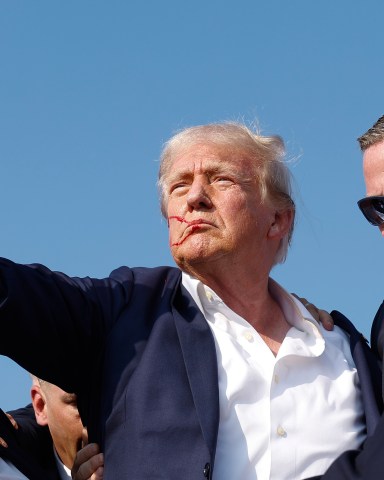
182,273,367,480
0,458,29,479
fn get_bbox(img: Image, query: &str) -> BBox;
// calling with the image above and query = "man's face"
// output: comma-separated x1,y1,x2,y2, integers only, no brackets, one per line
165,143,285,274
32,382,83,468
363,140,384,235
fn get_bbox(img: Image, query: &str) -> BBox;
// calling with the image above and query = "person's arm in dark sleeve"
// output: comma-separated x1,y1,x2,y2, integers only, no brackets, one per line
0,258,132,396
7,404,52,459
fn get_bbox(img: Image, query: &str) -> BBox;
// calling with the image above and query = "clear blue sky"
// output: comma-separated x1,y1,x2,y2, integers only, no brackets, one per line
1,1,383,410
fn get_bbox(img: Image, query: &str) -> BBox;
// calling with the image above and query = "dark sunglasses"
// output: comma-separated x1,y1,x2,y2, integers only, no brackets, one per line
357,195,384,226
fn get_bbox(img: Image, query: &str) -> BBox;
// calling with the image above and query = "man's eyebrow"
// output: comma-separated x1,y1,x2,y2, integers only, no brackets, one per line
203,161,255,182
166,161,244,182
166,168,191,183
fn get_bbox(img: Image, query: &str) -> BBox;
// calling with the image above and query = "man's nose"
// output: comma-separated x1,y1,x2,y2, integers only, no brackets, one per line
186,179,213,210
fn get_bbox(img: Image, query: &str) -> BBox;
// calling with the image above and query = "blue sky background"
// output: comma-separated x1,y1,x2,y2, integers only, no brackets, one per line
1,1,383,410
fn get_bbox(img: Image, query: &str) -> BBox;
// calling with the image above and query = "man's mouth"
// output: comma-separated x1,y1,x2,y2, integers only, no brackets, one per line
168,216,211,226
168,216,212,246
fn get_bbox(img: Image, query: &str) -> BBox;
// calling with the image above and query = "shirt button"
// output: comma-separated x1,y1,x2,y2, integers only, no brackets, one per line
244,331,254,342
277,426,287,437
274,374,279,384
205,291,214,302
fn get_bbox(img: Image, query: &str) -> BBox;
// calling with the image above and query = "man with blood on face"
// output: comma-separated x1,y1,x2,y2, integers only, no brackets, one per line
1,122,383,480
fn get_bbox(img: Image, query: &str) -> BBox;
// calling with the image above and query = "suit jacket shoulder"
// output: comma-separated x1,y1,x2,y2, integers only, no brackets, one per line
331,309,383,434
311,311,384,480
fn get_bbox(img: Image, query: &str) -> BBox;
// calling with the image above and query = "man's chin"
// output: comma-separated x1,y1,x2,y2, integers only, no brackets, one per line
172,246,226,272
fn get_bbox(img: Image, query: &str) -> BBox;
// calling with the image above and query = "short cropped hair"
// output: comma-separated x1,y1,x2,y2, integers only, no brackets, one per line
358,115,384,151
158,122,295,264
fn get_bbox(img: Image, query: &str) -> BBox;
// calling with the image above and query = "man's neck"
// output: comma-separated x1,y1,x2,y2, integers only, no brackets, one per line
185,266,291,356
53,447,72,479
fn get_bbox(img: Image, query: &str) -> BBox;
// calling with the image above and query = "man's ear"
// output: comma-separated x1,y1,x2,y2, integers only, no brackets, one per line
268,208,294,239
30,385,48,426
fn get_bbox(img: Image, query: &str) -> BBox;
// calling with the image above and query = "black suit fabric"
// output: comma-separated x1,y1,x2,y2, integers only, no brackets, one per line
0,258,383,479
0,406,60,480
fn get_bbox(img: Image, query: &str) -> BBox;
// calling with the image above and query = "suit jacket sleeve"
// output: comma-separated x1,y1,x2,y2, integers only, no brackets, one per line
7,405,55,467
0,257,133,403
304,306,384,480
0,406,60,480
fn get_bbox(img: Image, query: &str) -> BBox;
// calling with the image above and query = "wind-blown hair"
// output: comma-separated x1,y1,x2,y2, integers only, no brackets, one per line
358,115,384,151
158,122,295,264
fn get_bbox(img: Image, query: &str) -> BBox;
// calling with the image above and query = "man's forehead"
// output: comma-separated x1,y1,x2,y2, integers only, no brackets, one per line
363,142,384,178
172,143,254,168
363,141,384,195
364,141,384,164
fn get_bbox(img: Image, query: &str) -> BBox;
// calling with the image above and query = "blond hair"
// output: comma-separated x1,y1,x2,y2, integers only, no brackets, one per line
158,122,295,264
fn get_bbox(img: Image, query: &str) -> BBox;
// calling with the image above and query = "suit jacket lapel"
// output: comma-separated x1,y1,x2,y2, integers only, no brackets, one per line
331,310,383,435
172,283,220,459
370,301,384,401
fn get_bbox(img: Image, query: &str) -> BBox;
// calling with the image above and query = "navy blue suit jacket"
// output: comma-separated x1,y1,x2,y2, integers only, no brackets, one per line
0,258,383,479
0,405,60,480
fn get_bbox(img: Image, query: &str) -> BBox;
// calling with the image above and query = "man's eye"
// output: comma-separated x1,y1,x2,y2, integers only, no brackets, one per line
170,183,188,193
214,177,233,185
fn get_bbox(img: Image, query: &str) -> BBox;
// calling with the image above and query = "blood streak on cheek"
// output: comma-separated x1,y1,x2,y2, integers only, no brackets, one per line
171,225,201,246
168,216,204,246
167,216,188,226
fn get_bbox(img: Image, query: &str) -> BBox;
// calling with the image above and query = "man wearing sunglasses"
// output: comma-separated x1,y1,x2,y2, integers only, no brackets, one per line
357,115,384,365
304,115,384,479
358,115,384,232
